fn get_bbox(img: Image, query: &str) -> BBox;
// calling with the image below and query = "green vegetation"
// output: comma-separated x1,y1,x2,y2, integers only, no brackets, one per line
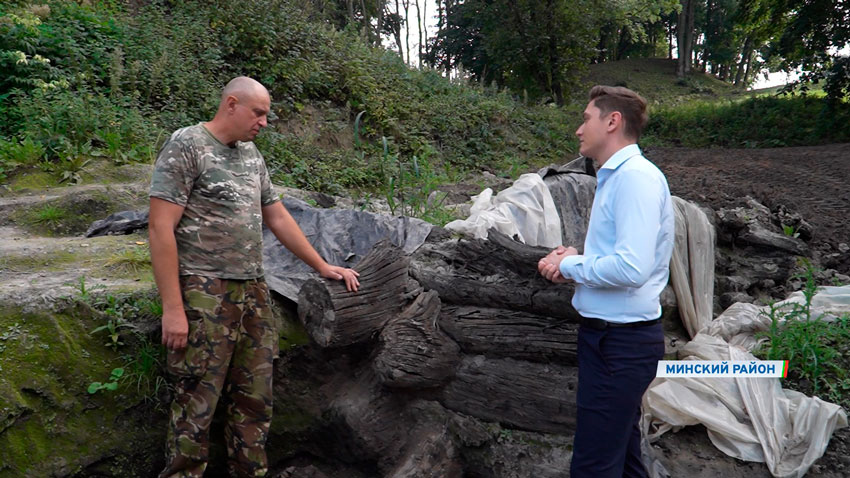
105,244,152,275
0,301,164,477
87,367,125,394
755,265,850,409
69,279,167,401
644,94,850,148
2,0,847,222
31,203,65,224
0,0,579,224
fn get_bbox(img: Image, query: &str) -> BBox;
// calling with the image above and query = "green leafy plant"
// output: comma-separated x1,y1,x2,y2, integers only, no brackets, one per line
87,367,124,394
782,224,800,238
91,316,132,351
755,264,850,405
68,275,105,303
0,136,45,166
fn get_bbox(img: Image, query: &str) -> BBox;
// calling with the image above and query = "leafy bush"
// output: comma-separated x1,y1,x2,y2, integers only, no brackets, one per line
645,95,850,148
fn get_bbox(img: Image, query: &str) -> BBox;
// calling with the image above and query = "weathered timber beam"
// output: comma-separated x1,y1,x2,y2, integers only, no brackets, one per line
373,290,461,389
440,356,577,434
439,305,578,365
298,240,411,347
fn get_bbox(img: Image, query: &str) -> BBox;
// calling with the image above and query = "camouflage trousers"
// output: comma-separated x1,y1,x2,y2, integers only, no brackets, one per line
159,275,278,478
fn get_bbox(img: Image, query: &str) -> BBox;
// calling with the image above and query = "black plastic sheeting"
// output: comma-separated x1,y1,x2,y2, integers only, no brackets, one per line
85,210,150,237
262,197,434,301
84,197,433,302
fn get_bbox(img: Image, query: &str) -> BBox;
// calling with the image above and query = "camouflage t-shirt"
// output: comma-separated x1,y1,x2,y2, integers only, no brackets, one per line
149,123,279,279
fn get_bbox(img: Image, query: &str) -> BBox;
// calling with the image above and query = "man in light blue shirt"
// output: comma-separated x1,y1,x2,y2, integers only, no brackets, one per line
538,85,674,478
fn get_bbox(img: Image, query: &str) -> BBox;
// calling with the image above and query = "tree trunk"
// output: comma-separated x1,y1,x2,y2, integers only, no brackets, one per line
440,356,578,434
677,0,695,77
293,232,584,473
409,231,580,320
439,305,579,364
734,36,753,86
360,0,369,40
687,0,696,73
377,0,384,47
743,47,755,85
394,0,405,63
297,240,414,347
403,0,411,65
546,0,563,105
373,290,461,389
415,0,422,68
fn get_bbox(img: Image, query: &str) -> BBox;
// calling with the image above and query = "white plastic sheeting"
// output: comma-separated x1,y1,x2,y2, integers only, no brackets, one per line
444,173,563,248
644,287,850,478
669,197,715,338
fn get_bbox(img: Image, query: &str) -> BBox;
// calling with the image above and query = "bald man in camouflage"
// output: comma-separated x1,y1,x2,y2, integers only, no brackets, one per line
149,77,360,478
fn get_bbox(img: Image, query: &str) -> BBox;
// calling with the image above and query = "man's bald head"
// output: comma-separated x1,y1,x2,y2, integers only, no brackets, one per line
207,76,271,145
221,76,269,104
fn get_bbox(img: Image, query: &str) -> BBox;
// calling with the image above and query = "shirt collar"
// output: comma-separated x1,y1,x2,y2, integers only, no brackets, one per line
600,144,642,171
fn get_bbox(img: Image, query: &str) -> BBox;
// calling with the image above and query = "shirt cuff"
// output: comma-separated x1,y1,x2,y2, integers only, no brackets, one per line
559,255,584,280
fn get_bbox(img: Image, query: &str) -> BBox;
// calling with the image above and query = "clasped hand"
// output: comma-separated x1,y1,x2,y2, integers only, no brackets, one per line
537,245,577,283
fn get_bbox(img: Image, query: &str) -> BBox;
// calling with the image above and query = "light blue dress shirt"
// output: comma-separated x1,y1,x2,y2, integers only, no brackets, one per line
559,144,674,323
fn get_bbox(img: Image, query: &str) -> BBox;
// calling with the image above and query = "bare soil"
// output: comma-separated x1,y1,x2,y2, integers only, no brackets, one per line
647,143,850,273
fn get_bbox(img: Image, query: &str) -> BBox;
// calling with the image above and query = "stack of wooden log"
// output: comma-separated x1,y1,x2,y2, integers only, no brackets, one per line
295,230,582,477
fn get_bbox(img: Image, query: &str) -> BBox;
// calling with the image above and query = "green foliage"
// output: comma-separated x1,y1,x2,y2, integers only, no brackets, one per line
755,265,850,408
772,0,850,100
428,0,597,105
645,95,850,147
105,245,151,274
0,0,579,203
87,367,124,394
782,224,800,238
32,204,65,224
70,279,168,400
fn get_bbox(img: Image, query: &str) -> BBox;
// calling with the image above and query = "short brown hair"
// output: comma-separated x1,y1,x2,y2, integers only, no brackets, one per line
588,85,648,140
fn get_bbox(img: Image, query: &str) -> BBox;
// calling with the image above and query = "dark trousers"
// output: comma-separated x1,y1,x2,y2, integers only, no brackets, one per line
569,323,664,478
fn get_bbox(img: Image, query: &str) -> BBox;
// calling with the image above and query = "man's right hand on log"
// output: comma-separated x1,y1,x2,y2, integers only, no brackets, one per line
538,245,577,283
319,264,361,292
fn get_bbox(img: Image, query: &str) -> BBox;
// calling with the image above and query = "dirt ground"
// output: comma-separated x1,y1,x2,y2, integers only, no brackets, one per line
647,143,850,273
644,143,850,477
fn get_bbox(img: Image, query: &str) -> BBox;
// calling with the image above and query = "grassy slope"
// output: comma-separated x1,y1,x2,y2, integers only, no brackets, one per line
580,58,740,106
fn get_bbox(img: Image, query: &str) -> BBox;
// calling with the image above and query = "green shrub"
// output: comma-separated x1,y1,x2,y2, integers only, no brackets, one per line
645,95,850,148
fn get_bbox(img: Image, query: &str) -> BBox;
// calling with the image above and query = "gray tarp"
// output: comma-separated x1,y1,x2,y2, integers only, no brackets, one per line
539,157,597,252
262,197,433,301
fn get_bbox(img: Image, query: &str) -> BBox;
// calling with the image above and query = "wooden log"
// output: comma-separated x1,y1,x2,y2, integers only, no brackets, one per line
298,240,411,347
410,230,581,321
373,290,461,389
439,305,578,365
440,356,577,434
